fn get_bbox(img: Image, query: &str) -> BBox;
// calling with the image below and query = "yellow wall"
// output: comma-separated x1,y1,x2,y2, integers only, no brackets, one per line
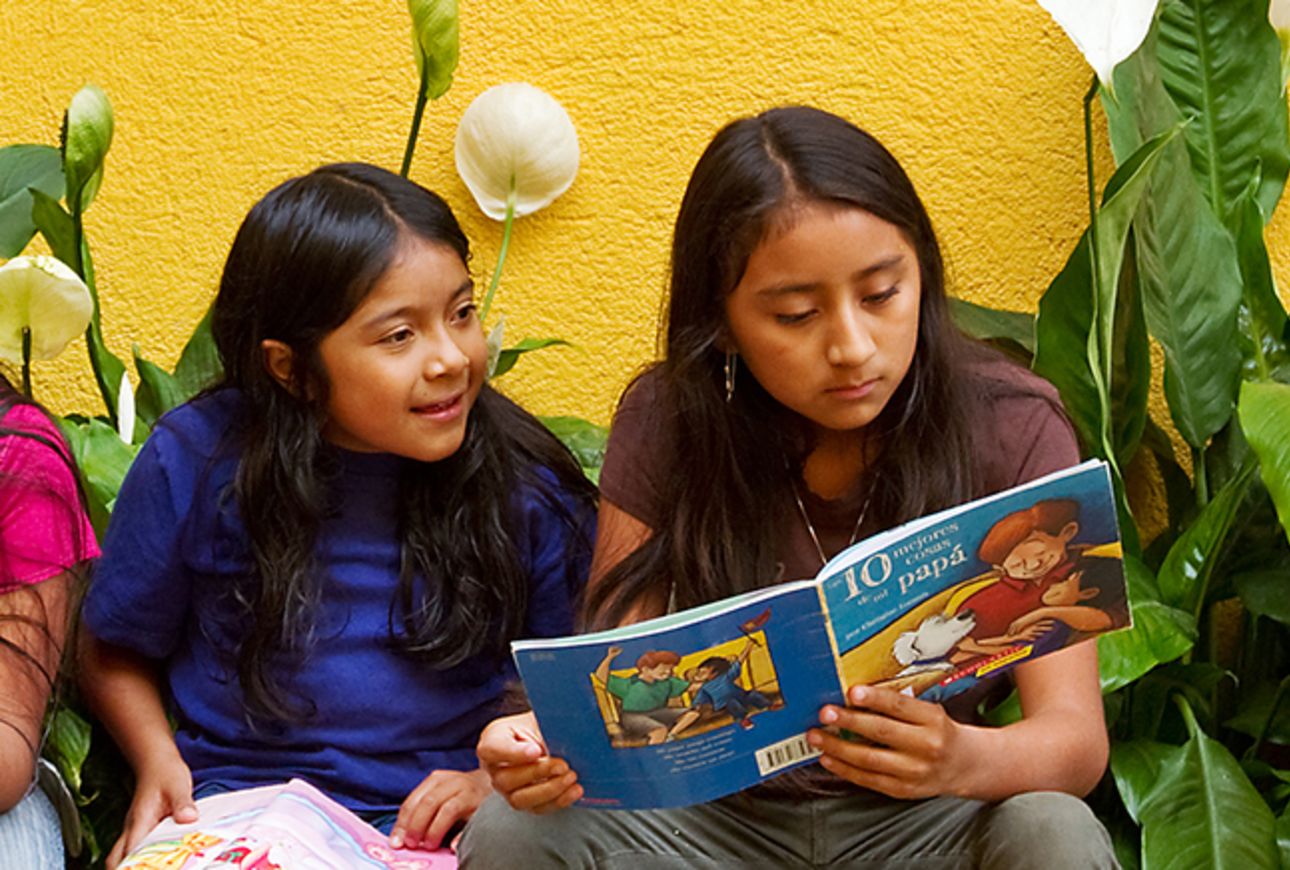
4,0,1289,425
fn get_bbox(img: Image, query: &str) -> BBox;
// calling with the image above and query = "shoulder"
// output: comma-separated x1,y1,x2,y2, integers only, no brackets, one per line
143,389,245,466
0,404,71,474
964,358,1081,491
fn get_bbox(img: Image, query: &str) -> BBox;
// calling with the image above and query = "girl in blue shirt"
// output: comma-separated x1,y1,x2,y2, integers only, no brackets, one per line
80,163,595,865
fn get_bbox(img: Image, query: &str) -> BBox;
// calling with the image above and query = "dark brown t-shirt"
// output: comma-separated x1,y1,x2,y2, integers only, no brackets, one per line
602,359,1080,581
598,357,1081,796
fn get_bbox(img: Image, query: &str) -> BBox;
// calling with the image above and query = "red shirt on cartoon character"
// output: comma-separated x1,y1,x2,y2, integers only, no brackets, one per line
954,499,1112,659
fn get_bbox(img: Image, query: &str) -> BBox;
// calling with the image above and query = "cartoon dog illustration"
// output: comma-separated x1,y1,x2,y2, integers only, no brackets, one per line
891,610,977,677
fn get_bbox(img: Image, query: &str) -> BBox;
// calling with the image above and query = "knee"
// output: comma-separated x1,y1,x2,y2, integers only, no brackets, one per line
458,794,583,869
979,791,1117,870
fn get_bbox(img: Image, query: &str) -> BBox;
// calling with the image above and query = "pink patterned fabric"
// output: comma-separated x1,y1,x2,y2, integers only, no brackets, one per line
0,404,99,590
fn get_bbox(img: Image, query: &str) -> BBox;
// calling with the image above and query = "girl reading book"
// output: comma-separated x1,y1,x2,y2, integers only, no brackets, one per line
466,107,1115,868
0,375,97,868
79,163,595,866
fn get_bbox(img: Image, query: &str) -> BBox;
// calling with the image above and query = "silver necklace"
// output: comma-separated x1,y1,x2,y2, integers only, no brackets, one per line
791,480,873,569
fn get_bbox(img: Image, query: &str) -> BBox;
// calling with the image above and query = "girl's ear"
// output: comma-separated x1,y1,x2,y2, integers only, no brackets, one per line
260,340,294,390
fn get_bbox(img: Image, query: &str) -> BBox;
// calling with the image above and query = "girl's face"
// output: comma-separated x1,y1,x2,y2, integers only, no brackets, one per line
315,236,485,462
724,203,921,435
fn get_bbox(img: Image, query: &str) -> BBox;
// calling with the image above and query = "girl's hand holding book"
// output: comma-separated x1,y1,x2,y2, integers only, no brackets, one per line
476,711,582,814
806,685,970,802
107,749,198,869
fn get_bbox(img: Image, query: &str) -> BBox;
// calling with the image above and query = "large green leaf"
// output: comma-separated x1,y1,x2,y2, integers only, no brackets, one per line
1239,381,1290,546
29,189,76,267
1232,191,1290,382
1035,127,1177,466
493,337,570,378
1109,243,1151,466
1114,699,1279,870
57,416,137,536
947,297,1035,357
1156,0,1290,221
1234,571,1290,625
44,707,91,794
1157,463,1254,615
133,344,185,429
1128,662,1229,742
1277,805,1290,870
1225,676,1290,746
172,304,222,398
538,414,607,484
1099,555,1197,693
1104,31,1243,448
0,144,65,258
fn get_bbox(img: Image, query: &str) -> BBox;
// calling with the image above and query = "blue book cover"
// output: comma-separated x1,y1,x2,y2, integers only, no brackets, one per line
512,459,1129,810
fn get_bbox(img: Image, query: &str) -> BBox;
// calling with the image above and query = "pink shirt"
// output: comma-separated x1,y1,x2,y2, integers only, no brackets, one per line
0,403,99,590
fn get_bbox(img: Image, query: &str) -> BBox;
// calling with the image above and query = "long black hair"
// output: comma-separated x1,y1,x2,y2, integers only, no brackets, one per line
210,162,594,722
589,106,1014,627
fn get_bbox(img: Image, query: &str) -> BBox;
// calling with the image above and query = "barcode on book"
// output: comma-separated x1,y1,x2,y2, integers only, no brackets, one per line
754,733,821,776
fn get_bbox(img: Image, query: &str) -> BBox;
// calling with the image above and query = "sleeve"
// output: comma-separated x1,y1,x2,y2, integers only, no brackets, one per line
598,371,670,528
976,381,1082,494
80,426,195,660
519,472,597,639
0,410,98,589
605,674,629,697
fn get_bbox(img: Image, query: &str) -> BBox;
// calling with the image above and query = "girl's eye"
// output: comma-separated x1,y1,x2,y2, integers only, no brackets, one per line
864,287,899,306
775,310,816,325
381,327,415,345
451,303,477,324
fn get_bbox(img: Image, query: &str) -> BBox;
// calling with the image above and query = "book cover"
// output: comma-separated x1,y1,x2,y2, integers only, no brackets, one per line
117,779,456,869
513,459,1130,810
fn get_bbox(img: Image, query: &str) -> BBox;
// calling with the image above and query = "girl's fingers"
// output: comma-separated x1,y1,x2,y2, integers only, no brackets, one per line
844,685,938,724
506,770,580,813
807,727,924,780
816,752,925,800
489,757,568,796
820,704,924,751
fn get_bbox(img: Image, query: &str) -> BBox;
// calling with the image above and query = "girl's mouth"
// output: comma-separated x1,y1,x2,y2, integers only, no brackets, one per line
412,393,464,421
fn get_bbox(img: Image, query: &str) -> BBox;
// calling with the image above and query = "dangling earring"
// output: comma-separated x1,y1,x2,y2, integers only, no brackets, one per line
724,351,738,403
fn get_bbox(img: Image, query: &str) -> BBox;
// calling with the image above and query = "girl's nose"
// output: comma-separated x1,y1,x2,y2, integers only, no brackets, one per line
825,308,878,367
424,334,471,379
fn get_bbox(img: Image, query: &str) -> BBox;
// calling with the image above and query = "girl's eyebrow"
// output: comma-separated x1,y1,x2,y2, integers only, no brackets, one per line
755,253,907,297
360,279,476,329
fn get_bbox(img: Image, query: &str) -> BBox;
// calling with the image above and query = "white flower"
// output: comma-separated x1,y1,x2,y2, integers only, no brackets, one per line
1037,0,1159,87
0,255,93,363
116,370,134,445
455,83,580,220
1272,0,1290,87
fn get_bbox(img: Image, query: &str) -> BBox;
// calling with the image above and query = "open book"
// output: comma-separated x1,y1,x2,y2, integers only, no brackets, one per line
513,459,1130,810
117,779,456,869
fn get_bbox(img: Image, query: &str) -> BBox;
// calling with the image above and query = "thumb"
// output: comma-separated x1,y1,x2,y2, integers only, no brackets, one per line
167,784,199,824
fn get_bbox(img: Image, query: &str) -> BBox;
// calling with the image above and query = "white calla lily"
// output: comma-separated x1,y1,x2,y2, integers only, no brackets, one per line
1037,0,1159,88
1271,0,1290,87
116,369,135,445
0,255,93,363
455,83,580,220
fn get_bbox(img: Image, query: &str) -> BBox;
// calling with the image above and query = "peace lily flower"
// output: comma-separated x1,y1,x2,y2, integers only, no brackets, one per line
62,83,114,210
455,82,580,323
1036,0,1159,89
0,255,93,394
116,369,135,445
1272,0,1290,88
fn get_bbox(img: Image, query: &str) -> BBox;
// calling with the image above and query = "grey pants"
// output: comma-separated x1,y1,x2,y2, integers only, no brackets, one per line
458,788,1117,869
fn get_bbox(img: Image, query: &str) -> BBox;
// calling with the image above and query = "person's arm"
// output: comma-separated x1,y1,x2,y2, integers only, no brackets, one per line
79,633,198,868
594,646,623,686
807,642,1107,800
1009,606,1112,634
477,498,653,812
0,574,69,812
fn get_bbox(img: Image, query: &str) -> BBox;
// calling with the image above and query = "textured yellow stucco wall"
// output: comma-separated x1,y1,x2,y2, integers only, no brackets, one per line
3,0,1288,427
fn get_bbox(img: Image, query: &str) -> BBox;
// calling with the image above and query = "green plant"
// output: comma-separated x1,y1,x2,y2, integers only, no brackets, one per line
961,2,1290,866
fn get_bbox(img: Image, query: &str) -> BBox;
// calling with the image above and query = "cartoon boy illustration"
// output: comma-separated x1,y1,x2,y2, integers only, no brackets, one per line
595,646,693,745
667,639,778,736
953,498,1112,657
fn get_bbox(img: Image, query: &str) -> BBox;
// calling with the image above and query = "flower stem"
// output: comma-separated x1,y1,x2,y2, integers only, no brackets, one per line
20,327,32,398
400,66,430,178
479,188,516,324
